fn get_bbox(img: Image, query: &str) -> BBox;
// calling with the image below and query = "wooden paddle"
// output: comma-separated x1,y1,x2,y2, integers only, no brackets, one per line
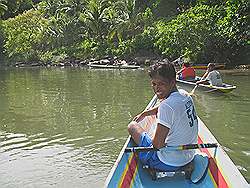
205,88,218,93
125,143,218,153
189,84,198,96
171,54,185,65
189,67,210,96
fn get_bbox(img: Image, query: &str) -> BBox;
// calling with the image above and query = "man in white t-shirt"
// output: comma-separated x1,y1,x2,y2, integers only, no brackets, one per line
128,61,198,171
196,63,223,86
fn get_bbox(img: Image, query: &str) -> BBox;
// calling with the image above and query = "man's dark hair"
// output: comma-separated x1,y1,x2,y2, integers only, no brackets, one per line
208,63,215,69
148,61,176,81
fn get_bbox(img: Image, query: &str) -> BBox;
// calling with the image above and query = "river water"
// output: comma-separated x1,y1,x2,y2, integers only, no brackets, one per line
0,67,249,187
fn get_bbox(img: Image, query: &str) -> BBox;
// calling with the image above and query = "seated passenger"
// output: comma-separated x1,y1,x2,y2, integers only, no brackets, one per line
177,62,196,80
128,61,198,172
196,63,223,86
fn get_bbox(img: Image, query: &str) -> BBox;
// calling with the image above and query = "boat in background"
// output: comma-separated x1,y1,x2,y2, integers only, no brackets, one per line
105,95,249,188
88,63,140,69
177,76,236,93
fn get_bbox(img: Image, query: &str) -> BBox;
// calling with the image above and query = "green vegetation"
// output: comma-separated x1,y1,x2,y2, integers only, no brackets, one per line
0,0,249,65
150,1,249,64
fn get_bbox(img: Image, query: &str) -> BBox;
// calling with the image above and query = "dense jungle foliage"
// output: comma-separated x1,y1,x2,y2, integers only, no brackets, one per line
0,0,249,65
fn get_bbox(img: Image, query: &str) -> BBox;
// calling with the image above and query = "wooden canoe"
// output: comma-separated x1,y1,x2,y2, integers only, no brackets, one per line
105,95,248,188
88,64,140,69
177,77,236,93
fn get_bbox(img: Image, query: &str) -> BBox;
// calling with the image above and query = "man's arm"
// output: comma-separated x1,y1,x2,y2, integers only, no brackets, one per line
152,123,169,149
144,106,159,116
176,68,184,75
134,105,159,122
196,71,209,85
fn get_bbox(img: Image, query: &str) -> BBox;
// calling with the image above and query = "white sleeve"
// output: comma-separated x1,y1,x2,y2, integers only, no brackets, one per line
157,102,174,129
206,72,212,81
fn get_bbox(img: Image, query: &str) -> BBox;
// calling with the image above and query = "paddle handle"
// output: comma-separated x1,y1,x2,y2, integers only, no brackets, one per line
125,143,218,153
189,85,198,95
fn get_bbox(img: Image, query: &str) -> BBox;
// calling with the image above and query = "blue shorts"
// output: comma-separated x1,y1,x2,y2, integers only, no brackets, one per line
138,132,180,171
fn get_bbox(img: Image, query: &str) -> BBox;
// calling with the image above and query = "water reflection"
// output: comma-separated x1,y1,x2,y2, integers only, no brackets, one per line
0,67,153,187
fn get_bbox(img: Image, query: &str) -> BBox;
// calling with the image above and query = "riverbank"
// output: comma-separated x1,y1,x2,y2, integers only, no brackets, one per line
7,56,159,68
2,55,250,70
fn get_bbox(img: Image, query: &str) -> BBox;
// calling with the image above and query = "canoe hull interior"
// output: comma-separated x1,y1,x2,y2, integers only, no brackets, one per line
105,96,248,188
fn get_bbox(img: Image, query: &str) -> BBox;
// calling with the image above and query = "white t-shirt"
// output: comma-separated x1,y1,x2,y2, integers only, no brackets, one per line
207,70,223,86
156,89,198,166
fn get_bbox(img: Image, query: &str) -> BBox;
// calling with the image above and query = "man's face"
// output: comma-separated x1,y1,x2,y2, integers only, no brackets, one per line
151,76,174,99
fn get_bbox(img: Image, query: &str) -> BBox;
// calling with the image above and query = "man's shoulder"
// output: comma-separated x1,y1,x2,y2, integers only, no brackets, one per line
210,70,218,74
178,89,189,96
215,70,221,74
207,71,215,77
164,90,189,106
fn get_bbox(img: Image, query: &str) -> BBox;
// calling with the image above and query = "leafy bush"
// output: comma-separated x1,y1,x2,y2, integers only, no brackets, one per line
1,0,248,65
3,9,49,62
1,0,35,20
0,20,5,62
149,1,249,65
196,0,249,65
152,5,216,61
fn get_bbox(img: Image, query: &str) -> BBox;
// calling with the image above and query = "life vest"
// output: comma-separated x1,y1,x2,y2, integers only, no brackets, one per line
181,67,195,80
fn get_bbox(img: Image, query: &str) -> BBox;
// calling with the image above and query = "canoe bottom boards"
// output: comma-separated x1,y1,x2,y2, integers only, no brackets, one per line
142,153,209,184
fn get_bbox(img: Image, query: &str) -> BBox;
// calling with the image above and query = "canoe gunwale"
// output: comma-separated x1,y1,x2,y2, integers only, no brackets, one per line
104,95,158,187
176,76,236,93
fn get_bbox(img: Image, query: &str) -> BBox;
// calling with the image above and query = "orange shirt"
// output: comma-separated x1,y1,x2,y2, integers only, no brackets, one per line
182,67,195,79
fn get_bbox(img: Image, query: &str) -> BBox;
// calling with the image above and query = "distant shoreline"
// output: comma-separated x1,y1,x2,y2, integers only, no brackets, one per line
1,57,249,70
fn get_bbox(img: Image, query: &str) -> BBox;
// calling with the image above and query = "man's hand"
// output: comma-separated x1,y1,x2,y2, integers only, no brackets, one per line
133,111,148,123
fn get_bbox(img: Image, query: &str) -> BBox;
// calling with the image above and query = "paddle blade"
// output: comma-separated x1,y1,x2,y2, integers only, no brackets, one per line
188,85,198,97
189,90,195,96
191,153,209,184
